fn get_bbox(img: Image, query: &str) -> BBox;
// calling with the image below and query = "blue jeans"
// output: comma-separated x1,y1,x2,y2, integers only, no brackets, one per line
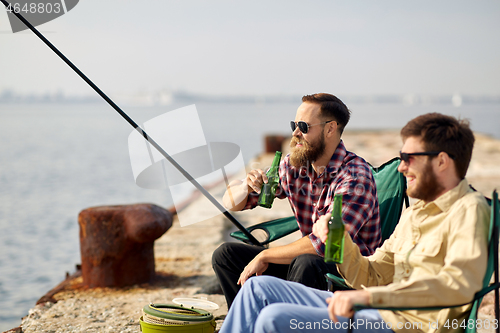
219,276,394,333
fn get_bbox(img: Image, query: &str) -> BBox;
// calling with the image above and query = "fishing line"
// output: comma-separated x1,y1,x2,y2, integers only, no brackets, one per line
1,0,260,245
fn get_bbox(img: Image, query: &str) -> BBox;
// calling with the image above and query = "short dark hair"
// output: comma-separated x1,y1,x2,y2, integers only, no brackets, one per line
400,113,475,179
302,93,351,135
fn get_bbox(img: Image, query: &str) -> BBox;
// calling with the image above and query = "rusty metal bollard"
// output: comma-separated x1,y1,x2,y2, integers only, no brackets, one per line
78,203,173,288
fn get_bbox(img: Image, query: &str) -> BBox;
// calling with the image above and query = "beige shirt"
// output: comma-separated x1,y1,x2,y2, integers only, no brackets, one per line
338,179,490,333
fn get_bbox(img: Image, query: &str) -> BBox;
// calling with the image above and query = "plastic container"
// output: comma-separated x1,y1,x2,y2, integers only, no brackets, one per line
139,303,216,333
139,316,215,333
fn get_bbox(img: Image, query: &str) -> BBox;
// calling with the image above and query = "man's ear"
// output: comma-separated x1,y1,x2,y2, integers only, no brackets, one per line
436,151,452,171
325,121,338,138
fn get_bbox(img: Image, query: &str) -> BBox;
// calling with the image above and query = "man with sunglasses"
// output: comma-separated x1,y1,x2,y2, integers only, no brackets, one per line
218,113,490,333
213,93,381,308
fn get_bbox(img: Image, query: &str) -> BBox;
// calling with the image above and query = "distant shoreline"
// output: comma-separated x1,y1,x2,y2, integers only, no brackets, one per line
1,90,500,107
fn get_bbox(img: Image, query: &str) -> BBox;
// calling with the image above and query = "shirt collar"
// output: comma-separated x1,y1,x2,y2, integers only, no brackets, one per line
325,140,347,176
414,178,470,212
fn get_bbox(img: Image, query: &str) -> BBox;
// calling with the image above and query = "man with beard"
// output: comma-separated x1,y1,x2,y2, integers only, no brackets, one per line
212,93,381,308
218,113,490,333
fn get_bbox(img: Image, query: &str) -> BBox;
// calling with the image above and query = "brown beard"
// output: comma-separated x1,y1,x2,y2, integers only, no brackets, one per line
408,160,445,202
289,134,326,168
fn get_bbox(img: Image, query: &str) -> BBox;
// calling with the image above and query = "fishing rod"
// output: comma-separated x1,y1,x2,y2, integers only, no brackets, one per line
1,0,261,246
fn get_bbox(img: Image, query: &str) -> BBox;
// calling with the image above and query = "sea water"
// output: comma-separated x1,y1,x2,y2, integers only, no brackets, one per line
0,101,499,330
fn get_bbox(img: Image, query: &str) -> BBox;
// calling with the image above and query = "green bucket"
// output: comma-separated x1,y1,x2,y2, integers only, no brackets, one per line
140,304,216,333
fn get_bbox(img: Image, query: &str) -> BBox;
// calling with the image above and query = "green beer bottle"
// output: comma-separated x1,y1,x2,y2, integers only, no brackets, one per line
324,194,345,263
257,151,282,208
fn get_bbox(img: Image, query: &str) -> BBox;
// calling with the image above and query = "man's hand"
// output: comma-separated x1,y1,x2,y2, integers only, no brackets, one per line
326,290,370,323
223,168,268,211
237,252,269,286
245,169,268,194
313,214,330,243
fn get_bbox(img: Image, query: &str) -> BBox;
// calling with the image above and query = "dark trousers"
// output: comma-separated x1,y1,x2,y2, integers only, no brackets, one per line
212,242,341,308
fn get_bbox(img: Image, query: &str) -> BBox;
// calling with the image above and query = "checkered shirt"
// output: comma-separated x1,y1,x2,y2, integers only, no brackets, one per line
245,141,381,256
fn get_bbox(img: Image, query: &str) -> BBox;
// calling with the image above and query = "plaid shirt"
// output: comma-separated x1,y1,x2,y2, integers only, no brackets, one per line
245,141,381,256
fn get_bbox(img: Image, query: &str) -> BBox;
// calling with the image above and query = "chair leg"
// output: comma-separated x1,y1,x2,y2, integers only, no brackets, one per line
495,277,499,333
494,224,499,333
495,285,499,333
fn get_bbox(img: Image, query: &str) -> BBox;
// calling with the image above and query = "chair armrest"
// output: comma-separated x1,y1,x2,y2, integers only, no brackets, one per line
230,216,299,245
325,273,352,291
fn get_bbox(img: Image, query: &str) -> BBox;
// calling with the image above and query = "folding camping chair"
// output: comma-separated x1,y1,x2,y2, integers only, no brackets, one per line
230,157,408,247
346,190,500,333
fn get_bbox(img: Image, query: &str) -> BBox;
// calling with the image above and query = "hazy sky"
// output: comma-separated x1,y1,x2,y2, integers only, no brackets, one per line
1,0,499,96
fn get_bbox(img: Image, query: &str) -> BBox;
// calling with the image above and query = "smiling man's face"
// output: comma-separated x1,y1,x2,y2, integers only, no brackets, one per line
398,136,444,202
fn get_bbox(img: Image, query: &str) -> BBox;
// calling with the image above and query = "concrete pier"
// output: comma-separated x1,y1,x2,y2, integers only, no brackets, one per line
13,130,500,333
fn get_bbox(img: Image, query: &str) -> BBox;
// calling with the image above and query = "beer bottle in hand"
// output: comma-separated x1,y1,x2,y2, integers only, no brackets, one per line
324,194,344,263
257,151,282,208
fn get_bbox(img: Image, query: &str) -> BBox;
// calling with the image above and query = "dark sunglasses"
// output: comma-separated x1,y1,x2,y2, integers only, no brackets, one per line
399,151,455,163
290,120,335,134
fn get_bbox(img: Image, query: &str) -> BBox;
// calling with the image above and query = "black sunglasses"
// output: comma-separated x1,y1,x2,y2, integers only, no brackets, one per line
290,120,335,134
399,151,455,163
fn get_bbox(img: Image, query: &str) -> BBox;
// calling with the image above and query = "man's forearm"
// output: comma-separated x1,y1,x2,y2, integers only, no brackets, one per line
222,180,251,211
237,235,319,286
260,236,318,265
